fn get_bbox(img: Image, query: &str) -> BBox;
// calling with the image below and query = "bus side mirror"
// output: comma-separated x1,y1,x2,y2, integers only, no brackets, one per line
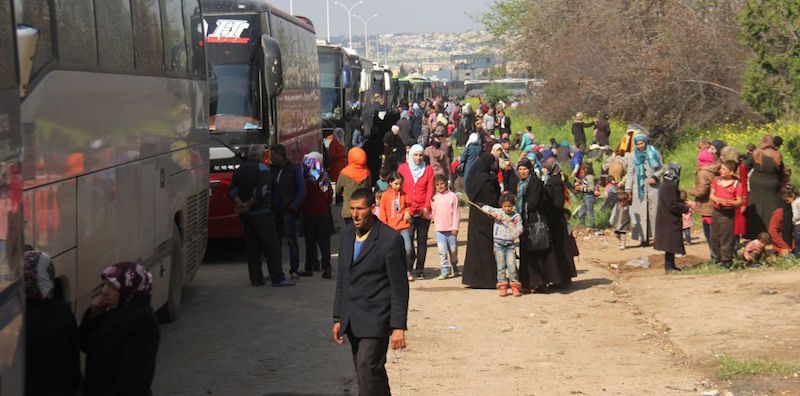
383,72,391,92
16,25,38,98
261,35,283,98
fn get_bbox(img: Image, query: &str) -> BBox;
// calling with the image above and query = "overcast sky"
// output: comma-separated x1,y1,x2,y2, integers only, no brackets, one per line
270,0,490,37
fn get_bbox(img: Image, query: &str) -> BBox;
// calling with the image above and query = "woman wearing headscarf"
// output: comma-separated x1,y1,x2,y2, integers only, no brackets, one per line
625,133,665,246
24,250,80,396
462,152,501,288
300,153,334,278
556,140,571,164
688,147,721,260
398,144,435,279
327,128,347,182
539,157,577,288
336,147,372,224
80,262,159,396
655,163,689,272
424,128,451,179
383,125,406,171
745,135,786,239
516,158,547,291
460,132,482,186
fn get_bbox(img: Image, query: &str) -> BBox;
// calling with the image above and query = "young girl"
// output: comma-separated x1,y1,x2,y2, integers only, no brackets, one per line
378,172,413,280
611,189,632,250
482,193,524,297
430,174,460,279
743,232,770,267
710,160,744,268
680,190,696,245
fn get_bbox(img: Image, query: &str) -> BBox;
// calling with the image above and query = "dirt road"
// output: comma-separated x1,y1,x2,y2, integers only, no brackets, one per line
153,210,800,395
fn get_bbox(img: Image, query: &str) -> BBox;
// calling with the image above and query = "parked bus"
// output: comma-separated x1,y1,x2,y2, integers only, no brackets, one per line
318,43,362,146
204,0,322,239
15,0,210,324
464,78,539,98
0,3,30,392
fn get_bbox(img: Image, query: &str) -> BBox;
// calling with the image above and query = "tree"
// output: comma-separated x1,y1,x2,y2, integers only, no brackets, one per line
480,0,757,129
484,84,510,104
740,1,800,121
398,64,408,78
488,65,507,80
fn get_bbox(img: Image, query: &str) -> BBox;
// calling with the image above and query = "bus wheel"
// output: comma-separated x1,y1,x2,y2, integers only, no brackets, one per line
158,223,184,323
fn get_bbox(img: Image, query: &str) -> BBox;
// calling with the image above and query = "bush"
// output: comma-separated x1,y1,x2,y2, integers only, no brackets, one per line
484,84,510,104
594,205,613,229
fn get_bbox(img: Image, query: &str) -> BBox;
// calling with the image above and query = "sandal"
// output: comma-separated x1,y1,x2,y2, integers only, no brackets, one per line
407,272,414,282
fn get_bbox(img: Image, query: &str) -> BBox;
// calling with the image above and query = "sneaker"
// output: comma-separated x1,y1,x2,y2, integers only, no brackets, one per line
416,271,425,279
322,270,332,279
619,242,626,250
438,273,448,280
289,271,301,281
272,278,295,287
451,265,459,277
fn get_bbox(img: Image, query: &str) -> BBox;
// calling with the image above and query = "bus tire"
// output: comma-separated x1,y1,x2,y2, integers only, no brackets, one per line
158,223,184,323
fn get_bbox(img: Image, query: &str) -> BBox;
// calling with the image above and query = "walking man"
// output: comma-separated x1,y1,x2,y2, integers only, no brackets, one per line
229,144,292,287
332,188,409,396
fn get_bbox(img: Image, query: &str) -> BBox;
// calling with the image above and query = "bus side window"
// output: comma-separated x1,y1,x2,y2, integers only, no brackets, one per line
159,0,187,73
19,0,53,78
54,0,98,66
182,0,203,78
131,0,164,72
0,0,16,89
95,0,134,70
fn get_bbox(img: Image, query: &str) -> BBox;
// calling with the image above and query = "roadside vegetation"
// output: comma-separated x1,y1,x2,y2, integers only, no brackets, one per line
716,355,800,381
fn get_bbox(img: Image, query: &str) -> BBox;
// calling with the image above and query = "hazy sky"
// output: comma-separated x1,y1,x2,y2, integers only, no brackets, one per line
270,0,490,37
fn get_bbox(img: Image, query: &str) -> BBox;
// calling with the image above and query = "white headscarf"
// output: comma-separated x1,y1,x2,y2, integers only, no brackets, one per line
466,133,479,147
407,144,426,182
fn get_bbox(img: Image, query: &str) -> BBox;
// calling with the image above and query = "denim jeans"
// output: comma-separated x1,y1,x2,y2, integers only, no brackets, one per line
435,231,458,275
577,193,596,227
794,225,800,256
702,221,717,261
399,229,413,263
494,243,518,283
275,211,300,273
683,228,691,244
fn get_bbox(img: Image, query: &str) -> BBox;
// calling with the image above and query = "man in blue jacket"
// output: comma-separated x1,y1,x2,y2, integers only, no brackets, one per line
332,188,409,395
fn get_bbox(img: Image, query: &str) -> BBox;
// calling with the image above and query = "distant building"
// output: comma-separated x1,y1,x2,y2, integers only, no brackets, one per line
424,69,452,81
451,53,498,81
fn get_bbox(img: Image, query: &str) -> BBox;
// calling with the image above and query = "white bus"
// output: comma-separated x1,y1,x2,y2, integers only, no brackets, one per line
15,0,210,324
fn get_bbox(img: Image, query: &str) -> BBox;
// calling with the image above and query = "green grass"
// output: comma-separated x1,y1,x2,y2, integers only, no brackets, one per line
678,254,800,275
717,355,800,381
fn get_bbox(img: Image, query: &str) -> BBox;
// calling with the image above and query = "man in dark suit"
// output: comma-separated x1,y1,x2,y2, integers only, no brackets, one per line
332,188,409,396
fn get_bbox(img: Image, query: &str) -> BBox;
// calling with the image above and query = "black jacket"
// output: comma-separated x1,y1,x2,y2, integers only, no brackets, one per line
230,160,273,214
571,121,594,147
25,299,80,396
333,220,409,338
80,297,160,396
654,178,689,255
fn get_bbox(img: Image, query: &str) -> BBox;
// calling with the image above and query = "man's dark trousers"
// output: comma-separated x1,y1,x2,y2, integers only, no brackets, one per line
240,212,283,284
346,326,390,396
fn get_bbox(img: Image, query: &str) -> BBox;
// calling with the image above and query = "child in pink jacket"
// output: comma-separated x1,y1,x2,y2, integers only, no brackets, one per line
430,174,460,279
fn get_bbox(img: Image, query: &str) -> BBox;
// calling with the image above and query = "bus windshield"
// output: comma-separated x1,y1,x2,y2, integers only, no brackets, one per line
205,15,262,132
319,51,341,120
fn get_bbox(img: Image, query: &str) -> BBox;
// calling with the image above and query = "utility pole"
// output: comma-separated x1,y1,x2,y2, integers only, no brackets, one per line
353,13,377,58
334,0,364,48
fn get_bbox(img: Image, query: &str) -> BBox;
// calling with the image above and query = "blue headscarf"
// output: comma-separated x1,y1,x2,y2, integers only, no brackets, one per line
407,144,427,182
633,134,662,199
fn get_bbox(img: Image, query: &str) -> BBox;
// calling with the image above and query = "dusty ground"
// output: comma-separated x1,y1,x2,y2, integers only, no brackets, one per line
153,208,800,395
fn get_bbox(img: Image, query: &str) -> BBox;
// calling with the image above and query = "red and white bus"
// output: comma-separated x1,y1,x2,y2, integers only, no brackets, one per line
204,0,322,239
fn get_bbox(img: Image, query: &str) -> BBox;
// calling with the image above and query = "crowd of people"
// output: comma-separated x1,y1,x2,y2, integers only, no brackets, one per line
21,91,800,395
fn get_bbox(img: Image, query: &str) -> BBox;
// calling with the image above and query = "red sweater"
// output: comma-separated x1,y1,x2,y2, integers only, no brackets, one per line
769,207,795,254
301,179,332,217
398,163,434,216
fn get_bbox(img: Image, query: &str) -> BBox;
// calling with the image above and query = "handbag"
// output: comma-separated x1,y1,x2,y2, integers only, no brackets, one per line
522,204,550,251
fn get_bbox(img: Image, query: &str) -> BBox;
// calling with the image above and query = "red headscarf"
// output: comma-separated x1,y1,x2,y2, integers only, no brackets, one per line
339,147,370,184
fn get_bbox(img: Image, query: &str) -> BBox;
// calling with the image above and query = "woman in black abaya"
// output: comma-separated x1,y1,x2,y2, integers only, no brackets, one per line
462,152,501,288
516,158,548,291
539,157,577,288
